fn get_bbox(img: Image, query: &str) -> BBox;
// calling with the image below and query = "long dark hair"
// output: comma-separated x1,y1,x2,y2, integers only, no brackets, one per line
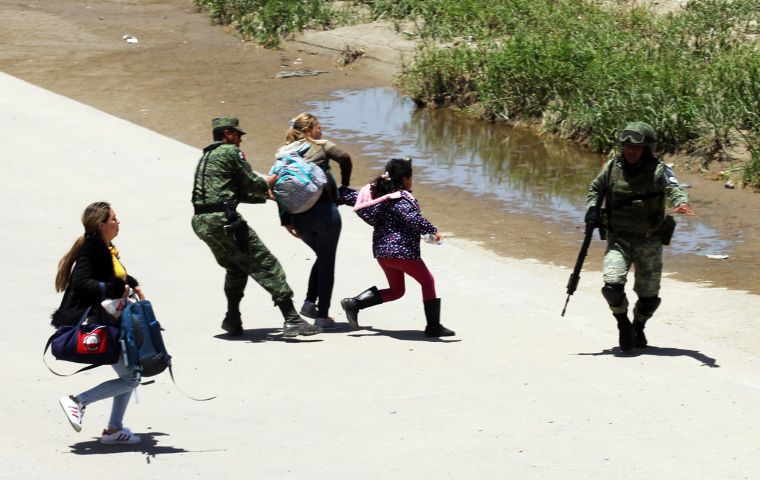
371,158,413,198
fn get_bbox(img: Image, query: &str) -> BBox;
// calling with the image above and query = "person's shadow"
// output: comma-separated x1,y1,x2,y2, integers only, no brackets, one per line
577,345,719,367
213,327,323,343
67,432,222,458
349,326,461,343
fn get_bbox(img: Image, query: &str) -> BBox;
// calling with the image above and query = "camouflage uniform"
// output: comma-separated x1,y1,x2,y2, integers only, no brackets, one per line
586,121,689,350
192,140,294,305
192,117,320,337
588,157,688,308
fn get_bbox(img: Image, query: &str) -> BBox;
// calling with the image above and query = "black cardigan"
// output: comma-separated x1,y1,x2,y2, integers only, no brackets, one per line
51,233,138,327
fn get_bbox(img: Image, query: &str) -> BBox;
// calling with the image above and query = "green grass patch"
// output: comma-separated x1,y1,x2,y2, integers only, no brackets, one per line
395,0,760,159
193,0,337,47
194,0,760,187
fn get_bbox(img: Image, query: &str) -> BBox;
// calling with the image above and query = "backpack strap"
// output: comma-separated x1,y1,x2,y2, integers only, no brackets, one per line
137,365,216,401
602,158,616,227
192,142,223,205
141,301,171,364
167,365,216,401
120,302,141,374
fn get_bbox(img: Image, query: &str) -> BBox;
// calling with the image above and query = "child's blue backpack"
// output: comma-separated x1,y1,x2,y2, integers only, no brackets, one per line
270,141,328,214
120,300,171,378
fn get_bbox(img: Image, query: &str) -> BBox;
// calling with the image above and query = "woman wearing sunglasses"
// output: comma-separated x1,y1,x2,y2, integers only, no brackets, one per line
585,121,694,352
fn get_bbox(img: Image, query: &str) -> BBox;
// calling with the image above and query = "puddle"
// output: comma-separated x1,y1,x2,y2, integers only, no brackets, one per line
308,88,738,256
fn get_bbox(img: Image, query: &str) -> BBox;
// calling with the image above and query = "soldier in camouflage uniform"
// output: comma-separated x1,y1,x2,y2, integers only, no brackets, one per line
586,121,695,352
191,116,321,337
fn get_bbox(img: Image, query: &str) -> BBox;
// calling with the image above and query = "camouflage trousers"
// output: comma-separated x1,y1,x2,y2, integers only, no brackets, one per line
602,232,663,314
192,213,293,306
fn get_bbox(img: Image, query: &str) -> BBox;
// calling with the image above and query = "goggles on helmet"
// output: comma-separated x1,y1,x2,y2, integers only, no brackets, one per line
619,129,646,144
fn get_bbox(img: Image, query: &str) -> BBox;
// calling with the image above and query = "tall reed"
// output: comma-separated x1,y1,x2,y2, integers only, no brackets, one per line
194,0,760,186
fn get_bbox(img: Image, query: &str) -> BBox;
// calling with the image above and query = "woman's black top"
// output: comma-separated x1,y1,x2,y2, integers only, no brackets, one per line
51,233,138,327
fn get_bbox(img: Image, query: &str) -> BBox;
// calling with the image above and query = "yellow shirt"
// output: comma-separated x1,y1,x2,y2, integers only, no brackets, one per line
108,245,127,281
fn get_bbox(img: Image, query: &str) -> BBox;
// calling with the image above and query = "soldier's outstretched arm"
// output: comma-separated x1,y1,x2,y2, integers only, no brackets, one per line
674,203,696,215
233,152,269,204
661,164,693,214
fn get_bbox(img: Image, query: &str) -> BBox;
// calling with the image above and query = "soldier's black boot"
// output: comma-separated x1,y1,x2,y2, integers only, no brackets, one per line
633,320,647,348
614,312,635,352
423,298,455,337
278,299,322,337
221,294,243,336
602,284,634,352
221,311,243,336
632,296,660,348
341,286,383,329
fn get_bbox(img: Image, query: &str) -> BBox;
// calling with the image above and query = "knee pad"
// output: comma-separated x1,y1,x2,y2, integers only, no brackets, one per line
636,296,661,317
601,283,626,307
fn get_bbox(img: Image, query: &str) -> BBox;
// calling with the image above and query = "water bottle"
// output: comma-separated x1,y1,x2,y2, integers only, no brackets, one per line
423,233,442,245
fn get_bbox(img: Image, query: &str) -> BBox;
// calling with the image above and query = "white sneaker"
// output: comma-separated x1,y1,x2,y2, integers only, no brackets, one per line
315,316,337,329
299,301,318,319
59,395,84,432
100,427,141,445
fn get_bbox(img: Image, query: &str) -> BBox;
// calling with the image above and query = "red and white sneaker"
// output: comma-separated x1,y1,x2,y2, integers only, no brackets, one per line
59,395,84,432
100,428,141,445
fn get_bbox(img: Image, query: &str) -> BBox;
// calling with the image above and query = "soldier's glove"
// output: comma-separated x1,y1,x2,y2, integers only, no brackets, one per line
584,207,599,228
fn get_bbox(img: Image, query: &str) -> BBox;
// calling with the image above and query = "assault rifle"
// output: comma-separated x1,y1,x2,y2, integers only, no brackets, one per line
561,194,606,317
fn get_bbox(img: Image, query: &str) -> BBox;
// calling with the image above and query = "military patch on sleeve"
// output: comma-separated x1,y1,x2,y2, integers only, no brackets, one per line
663,165,678,185
239,151,246,161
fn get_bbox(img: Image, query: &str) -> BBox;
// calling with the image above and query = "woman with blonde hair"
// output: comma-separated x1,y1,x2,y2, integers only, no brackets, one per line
53,202,145,444
277,112,353,328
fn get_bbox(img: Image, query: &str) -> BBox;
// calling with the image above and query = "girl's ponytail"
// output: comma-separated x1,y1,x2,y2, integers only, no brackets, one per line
371,157,413,198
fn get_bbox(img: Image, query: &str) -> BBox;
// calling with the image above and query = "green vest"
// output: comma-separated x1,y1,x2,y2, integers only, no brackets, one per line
606,158,665,234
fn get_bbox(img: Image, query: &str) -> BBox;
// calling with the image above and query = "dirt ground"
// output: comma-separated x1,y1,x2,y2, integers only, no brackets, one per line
1,0,758,295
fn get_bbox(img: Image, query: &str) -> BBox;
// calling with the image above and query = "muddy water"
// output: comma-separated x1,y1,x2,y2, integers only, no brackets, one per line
309,88,736,256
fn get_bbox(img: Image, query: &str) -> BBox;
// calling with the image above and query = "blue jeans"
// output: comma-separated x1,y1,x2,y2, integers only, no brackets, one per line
292,201,342,318
77,361,140,431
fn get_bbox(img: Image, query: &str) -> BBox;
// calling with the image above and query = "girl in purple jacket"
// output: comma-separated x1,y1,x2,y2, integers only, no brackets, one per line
340,158,455,337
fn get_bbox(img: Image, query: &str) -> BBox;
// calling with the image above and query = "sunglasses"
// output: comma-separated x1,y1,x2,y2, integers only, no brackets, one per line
619,129,646,144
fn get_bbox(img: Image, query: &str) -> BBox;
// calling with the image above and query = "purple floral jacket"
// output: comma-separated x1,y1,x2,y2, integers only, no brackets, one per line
342,186,437,260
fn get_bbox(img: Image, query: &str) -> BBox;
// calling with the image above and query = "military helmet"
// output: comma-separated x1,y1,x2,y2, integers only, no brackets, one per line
619,121,656,151
212,116,246,135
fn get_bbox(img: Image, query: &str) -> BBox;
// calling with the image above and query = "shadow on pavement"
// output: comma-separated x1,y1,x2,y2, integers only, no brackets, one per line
213,327,323,343
576,345,719,367
68,431,222,458
349,326,461,343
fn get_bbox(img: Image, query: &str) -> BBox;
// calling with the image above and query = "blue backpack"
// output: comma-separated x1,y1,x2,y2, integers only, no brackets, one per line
270,141,328,214
120,300,171,378
120,300,215,400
